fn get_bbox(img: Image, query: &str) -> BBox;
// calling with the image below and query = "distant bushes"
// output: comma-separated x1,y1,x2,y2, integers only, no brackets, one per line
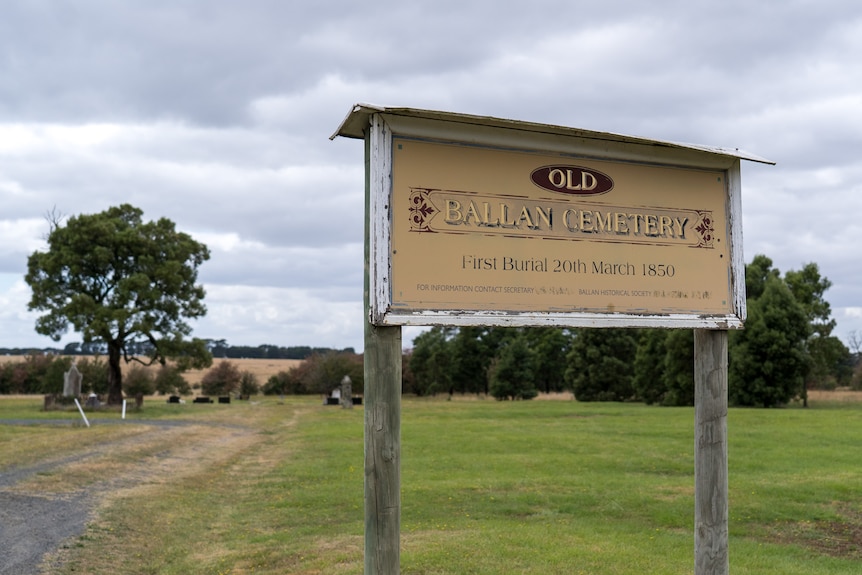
154,365,191,396
123,365,156,396
196,361,260,396
6,341,356,360
263,351,363,396
0,355,72,394
201,361,242,396
0,355,107,395
0,355,186,397
0,352,368,399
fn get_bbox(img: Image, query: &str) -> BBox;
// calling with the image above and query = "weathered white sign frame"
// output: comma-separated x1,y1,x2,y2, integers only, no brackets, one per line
336,105,771,331
332,104,773,575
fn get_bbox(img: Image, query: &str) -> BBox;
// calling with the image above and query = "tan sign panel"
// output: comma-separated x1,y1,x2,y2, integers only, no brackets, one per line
390,137,732,319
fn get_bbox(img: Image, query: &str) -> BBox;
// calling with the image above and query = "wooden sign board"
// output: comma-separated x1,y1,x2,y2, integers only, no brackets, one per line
334,105,773,329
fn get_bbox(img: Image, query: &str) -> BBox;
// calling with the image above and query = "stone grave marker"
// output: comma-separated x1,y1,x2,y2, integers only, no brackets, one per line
340,375,352,409
63,364,82,397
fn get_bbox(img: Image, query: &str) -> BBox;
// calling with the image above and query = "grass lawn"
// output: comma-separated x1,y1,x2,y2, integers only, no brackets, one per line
2,395,862,574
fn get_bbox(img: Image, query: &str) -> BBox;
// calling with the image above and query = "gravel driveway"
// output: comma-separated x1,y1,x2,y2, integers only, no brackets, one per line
0,418,253,575
0,490,92,575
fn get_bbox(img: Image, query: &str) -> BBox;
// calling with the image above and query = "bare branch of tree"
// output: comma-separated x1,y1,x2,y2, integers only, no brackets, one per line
848,330,861,355
43,206,66,237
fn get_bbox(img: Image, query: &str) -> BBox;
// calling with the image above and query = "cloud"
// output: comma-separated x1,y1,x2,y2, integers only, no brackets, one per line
0,121,365,245
1,0,862,352
192,284,363,349
0,218,50,273
195,231,363,290
0,276,49,348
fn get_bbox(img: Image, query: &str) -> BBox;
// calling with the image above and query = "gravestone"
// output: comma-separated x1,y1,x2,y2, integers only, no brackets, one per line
63,364,82,397
325,386,342,405
340,375,353,409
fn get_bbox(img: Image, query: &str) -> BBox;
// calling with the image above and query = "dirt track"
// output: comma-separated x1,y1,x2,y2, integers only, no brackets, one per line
0,418,258,575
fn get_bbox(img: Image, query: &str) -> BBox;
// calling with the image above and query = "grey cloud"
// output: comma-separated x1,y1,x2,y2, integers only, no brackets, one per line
1,0,861,351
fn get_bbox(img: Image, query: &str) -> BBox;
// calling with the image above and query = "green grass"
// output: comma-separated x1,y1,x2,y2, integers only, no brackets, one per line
0,395,214,421
3,395,862,573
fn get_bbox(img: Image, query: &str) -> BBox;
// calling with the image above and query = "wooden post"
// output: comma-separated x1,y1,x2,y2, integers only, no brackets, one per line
364,131,402,574
694,329,729,575
364,323,401,574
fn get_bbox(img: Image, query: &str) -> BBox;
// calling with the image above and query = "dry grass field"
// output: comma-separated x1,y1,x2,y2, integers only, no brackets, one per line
0,354,304,386
180,357,304,385
808,388,862,402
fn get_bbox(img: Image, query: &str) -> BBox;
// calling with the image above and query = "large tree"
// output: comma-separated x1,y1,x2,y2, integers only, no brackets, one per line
524,327,573,394
489,334,538,400
662,329,695,406
451,326,492,395
784,262,851,391
632,329,669,405
26,204,213,404
409,326,454,396
564,328,637,401
729,271,810,407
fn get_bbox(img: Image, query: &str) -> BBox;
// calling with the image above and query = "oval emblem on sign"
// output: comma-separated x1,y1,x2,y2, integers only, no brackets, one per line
530,165,614,195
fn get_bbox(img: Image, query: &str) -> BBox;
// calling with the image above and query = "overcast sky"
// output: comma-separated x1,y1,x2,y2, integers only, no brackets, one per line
1,0,860,352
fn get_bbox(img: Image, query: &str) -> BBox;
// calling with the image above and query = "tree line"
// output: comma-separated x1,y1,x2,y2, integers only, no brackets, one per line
9,204,859,409
203,341,355,360
0,341,353,360
406,255,859,406
6,250,859,407
0,351,364,399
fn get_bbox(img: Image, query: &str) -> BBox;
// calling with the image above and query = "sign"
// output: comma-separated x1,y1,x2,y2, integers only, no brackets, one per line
333,105,773,329
332,105,774,575
393,138,729,317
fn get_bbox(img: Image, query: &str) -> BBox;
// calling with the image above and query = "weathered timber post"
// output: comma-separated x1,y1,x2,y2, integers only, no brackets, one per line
694,329,729,575
364,323,401,574
364,130,401,575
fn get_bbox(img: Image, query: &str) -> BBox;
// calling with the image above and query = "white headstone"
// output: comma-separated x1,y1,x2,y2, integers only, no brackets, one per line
63,364,82,397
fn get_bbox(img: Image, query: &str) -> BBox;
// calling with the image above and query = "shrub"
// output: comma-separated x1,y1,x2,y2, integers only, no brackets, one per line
239,371,259,396
263,369,305,395
9,362,32,394
124,365,155,396
201,361,241,396
296,352,363,395
0,355,67,394
0,363,11,394
154,365,191,396
489,336,538,401
41,356,74,395
565,329,637,402
76,356,109,394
